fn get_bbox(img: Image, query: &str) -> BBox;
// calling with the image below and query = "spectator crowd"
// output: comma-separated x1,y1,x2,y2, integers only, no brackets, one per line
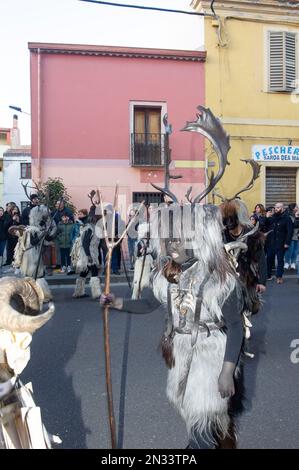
251,202,299,284
0,196,299,284
0,195,135,278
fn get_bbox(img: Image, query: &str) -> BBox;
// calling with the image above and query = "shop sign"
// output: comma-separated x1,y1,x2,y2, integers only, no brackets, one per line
252,145,299,162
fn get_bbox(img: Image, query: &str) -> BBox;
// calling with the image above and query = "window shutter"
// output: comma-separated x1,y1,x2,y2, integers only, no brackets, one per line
269,31,284,91
285,32,296,91
268,31,297,92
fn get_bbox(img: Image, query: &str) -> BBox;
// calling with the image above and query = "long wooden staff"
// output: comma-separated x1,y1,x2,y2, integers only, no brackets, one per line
137,205,150,299
98,188,144,449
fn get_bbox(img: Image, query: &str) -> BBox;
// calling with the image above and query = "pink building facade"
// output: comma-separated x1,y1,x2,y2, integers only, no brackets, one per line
29,43,206,212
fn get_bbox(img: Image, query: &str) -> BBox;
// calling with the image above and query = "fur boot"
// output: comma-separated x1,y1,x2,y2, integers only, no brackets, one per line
90,276,102,299
73,277,86,298
36,278,53,302
216,419,237,449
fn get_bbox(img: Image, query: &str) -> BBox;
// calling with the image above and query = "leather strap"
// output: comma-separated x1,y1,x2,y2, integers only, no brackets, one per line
191,273,210,347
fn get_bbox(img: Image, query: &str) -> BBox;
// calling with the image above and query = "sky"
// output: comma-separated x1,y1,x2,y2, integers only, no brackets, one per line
0,0,203,144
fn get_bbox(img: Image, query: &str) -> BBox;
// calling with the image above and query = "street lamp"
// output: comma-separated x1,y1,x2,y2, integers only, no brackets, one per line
9,105,31,116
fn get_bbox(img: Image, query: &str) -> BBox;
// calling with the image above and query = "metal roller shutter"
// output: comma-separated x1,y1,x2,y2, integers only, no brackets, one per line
265,167,297,207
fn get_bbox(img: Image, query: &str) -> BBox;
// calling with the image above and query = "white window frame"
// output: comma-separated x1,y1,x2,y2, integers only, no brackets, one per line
129,100,167,165
20,162,32,179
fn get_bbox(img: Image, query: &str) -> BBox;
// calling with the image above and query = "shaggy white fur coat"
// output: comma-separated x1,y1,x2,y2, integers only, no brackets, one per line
152,263,237,442
12,206,55,301
71,224,100,273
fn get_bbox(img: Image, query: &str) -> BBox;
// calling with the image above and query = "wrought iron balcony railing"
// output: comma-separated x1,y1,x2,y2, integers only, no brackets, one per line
131,133,165,167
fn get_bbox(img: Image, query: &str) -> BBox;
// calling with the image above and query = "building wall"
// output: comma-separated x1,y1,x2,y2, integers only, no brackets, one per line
0,129,11,207
3,154,32,210
0,144,10,208
0,170,3,208
192,0,299,211
29,45,206,211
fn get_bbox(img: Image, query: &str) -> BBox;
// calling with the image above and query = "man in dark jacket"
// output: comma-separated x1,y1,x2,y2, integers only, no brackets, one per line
52,200,74,224
265,202,293,284
0,207,10,270
21,194,39,226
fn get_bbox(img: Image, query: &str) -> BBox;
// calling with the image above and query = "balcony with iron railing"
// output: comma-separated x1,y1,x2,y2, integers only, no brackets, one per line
131,133,166,167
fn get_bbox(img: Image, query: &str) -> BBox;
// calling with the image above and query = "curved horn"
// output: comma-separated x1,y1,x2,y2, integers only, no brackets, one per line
230,159,261,200
238,221,259,242
181,106,230,203
185,186,193,203
224,241,248,254
0,277,54,333
8,225,26,236
150,183,178,203
224,241,248,267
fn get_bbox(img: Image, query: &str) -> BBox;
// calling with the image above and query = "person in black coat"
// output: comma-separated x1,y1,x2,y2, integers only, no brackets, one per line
265,202,293,284
6,206,23,266
21,194,39,226
253,204,267,233
0,207,9,269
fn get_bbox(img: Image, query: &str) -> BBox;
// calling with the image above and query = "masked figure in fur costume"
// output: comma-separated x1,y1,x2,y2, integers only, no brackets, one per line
101,107,246,449
10,205,56,302
131,222,154,300
71,208,102,299
0,276,61,448
102,203,244,448
215,160,267,315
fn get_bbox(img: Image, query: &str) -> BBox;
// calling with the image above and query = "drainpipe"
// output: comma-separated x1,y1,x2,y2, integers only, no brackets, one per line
37,48,41,183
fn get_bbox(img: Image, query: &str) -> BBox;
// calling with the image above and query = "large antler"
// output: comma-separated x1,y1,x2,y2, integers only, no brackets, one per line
22,180,44,201
31,180,42,193
21,181,31,200
212,159,261,202
150,183,178,203
88,189,98,206
181,105,230,203
231,159,261,200
185,186,193,203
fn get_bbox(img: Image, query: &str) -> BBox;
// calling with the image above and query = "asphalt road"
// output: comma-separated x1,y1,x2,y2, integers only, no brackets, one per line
21,278,299,449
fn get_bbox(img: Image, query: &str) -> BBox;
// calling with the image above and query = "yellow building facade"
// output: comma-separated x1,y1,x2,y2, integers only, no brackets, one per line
191,0,299,212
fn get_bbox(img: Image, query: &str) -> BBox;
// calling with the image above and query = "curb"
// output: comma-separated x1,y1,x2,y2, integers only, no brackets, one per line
46,273,299,286
46,274,133,285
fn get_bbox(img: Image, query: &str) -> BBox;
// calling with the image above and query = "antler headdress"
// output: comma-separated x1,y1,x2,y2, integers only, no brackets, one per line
150,106,230,203
181,105,231,203
213,159,261,203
